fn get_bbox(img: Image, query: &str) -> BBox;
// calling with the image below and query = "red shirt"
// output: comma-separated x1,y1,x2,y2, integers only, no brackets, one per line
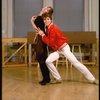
42,24,68,51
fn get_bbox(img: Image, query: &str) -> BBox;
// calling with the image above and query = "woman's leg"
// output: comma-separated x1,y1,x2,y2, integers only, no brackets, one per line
46,52,62,80
61,44,96,82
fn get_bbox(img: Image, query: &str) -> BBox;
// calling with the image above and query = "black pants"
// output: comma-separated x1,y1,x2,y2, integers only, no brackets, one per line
33,36,50,82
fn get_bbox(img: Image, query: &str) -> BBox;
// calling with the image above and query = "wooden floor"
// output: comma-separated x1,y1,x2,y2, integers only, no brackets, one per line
2,64,99,100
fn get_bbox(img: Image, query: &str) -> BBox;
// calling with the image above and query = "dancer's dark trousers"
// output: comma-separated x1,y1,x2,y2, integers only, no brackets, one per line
33,37,50,82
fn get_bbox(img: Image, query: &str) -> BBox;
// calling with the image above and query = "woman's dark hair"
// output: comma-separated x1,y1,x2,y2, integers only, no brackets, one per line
42,13,52,20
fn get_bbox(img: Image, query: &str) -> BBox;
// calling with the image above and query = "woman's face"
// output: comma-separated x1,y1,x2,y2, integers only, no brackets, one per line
43,17,52,27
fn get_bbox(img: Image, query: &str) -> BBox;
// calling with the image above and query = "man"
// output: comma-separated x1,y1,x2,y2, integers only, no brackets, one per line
31,6,53,85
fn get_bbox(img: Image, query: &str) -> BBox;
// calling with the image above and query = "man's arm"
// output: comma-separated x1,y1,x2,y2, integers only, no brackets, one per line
31,16,38,32
31,6,48,32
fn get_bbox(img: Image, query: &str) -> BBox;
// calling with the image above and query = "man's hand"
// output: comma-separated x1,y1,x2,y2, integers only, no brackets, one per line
31,16,39,31
31,16,37,22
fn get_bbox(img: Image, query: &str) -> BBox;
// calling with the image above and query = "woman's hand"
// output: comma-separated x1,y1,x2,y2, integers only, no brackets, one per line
37,28,45,37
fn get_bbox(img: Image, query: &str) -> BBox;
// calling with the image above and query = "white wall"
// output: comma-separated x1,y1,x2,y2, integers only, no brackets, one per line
2,0,7,38
2,0,99,38
89,0,99,37
2,0,13,38
43,0,53,7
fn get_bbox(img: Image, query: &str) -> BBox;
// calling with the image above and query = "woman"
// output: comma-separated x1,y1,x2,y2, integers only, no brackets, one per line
37,13,98,84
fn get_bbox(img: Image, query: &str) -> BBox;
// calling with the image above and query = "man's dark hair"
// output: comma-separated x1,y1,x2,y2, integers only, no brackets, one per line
47,6,53,15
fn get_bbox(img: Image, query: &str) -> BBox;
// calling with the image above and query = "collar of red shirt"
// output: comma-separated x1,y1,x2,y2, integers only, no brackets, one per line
47,22,53,29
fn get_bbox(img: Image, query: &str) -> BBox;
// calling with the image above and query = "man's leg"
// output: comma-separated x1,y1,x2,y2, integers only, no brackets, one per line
36,52,50,85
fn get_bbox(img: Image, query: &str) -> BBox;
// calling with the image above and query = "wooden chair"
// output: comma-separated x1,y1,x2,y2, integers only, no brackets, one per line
55,54,69,80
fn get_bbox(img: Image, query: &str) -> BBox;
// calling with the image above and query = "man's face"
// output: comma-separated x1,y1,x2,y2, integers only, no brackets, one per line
41,6,50,14
41,7,48,13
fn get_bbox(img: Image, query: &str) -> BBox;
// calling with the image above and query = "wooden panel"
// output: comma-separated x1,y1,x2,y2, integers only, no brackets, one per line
27,32,37,44
2,38,27,42
2,38,27,67
64,31,96,44
27,31,96,44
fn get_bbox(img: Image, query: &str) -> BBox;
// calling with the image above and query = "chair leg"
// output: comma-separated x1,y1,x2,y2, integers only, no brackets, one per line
37,63,41,81
71,44,83,81
55,59,58,68
55,56,69,80
65,59,69,80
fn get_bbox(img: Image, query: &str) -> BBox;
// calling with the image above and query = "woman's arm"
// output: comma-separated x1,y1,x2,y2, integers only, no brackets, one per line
37,28,56,46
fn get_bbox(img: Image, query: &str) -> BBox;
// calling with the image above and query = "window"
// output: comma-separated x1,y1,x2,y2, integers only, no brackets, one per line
13,0,42,37
53,0,84,31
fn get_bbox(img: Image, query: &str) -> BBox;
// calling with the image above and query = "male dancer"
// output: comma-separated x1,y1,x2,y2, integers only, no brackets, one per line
31,6,53,85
